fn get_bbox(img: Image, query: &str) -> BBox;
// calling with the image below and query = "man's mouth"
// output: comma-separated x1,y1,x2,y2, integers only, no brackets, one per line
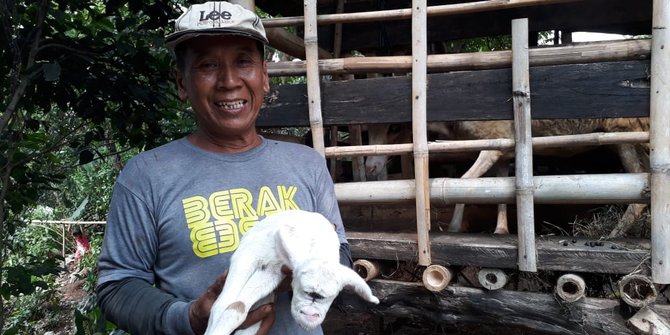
215,100,245,110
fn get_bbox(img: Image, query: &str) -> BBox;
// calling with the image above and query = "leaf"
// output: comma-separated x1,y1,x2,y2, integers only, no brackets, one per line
79,149,95,165
42,62,61,82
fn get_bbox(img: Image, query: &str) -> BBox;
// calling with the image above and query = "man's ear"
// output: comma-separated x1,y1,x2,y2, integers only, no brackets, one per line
262,61,270,94
174,67,188,101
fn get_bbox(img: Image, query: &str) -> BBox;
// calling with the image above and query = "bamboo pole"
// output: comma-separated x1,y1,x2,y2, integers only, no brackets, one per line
650,0,670,284
555,274,586,302
303,0,325,156
512,18,536,272
412,0,431,267
262,0,581,28
334,173,650,205
267,39,651,76
325,131,649,158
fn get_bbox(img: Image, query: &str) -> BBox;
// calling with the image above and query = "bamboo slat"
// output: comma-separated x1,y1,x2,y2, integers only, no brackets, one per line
303,0,325,156
267,39,651,76
412,0,431,267
650,0,670,284
512,18,537,272
324,131,649,158
334,173,650,205
262,0,581,28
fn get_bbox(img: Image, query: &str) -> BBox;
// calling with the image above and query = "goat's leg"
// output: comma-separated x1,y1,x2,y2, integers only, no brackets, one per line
494,161,510,234
609,143,648,238
206,266,283,335
449,150,504,232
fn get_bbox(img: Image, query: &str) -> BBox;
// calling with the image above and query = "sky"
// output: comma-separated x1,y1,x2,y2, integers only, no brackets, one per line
571,32,627,42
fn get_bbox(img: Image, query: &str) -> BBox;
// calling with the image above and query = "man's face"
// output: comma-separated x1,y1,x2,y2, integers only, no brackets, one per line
175,35,269,141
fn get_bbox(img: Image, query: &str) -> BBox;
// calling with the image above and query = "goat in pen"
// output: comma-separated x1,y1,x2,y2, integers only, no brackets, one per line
364,118,650,238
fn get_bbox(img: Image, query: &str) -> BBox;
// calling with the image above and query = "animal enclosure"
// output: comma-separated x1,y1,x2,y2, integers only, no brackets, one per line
250,0,668,333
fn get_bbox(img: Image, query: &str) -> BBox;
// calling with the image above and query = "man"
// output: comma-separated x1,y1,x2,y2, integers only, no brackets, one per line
96,2,352,334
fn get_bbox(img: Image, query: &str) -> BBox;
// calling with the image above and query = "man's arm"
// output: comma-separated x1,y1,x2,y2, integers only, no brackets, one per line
97,277,194,335
339,242,353,268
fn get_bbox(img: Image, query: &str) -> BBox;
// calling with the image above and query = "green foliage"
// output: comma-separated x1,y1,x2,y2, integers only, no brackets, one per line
1,0,192,331
2,224,63,334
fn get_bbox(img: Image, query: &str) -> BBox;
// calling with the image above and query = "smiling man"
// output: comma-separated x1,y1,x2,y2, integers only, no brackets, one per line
96,2,352,335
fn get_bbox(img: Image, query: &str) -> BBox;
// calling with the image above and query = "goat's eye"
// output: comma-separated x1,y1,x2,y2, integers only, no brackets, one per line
307,292,324,300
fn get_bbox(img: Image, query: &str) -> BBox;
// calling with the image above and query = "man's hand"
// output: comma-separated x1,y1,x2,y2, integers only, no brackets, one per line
189,271,276,335
277,265,293,293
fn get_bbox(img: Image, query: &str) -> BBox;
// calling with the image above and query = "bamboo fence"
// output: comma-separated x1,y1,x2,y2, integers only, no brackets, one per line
256,0,666,279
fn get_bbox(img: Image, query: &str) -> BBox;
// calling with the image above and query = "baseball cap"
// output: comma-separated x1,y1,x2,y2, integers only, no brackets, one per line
165,1,268,49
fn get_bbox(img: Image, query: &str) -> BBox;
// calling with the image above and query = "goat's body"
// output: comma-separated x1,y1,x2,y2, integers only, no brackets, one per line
366,118,649,235
204,210,378,335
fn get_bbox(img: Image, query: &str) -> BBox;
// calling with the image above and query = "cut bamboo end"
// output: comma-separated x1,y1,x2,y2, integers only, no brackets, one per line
422,265,453,292
353,259,381,282
478,268,508,290
618,274,658,308
555,274,586,302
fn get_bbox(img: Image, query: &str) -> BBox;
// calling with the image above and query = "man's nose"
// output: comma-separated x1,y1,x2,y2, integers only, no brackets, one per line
217,66,241,88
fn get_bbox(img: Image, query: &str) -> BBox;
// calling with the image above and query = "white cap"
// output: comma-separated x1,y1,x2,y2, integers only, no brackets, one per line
165,1,268,49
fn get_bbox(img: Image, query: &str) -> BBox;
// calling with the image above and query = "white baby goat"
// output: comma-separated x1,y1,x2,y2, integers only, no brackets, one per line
204,209,380,335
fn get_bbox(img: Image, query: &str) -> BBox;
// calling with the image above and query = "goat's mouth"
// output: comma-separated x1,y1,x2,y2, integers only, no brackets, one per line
300,310,321,320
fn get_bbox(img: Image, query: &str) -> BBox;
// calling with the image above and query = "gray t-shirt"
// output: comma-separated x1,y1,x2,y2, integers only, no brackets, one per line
97,136,346,335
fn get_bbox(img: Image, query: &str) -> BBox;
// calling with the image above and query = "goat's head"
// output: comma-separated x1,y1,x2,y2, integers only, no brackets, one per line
290,260,380,329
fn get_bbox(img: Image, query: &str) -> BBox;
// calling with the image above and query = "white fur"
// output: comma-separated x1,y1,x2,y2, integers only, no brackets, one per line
204,210,379,335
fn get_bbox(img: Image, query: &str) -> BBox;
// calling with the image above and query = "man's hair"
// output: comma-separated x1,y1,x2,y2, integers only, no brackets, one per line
174,41,265,71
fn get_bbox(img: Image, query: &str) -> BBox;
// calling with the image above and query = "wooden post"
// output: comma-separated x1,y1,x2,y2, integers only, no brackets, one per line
650,0,670,284
512,18,537,272
411,0,431,266
304,0,326,156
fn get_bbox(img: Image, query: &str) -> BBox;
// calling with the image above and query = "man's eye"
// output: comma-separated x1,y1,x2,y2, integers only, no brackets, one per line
237,58,254,66
198,62,218,69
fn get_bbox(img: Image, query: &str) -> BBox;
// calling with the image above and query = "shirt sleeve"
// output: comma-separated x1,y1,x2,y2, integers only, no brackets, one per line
312,157,348,244
96,171,194,334
97,277,195,335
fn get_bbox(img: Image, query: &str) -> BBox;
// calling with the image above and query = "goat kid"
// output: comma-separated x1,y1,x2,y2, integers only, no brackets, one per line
204,210,380,335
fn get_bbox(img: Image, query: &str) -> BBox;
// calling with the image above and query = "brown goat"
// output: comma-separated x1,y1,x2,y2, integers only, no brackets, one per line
365,118,649,237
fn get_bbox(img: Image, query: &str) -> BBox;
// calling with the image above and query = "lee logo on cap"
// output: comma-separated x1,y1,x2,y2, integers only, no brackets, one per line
199,10,232,22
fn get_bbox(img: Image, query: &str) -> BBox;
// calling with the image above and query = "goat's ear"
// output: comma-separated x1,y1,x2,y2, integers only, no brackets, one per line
338,264,380,304
276,223,299,265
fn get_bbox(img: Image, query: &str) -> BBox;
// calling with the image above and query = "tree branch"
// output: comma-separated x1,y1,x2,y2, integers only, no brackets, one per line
0,0,49,134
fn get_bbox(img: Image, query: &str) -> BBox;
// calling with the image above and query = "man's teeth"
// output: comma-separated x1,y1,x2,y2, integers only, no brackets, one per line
216,100,245,109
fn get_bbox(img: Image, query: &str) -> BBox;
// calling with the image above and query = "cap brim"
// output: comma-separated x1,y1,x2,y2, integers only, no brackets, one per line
165,29,268,49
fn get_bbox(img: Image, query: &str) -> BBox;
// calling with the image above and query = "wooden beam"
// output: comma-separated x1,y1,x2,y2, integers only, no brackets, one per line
337,279,670,335
258,60,650,127
347,232,651,274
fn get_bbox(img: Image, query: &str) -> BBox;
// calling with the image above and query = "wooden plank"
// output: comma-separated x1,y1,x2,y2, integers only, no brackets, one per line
347,232,651,274
258,60,650,127
338,279,670,335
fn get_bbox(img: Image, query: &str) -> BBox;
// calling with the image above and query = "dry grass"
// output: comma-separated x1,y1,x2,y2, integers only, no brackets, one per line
570,205,651,239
